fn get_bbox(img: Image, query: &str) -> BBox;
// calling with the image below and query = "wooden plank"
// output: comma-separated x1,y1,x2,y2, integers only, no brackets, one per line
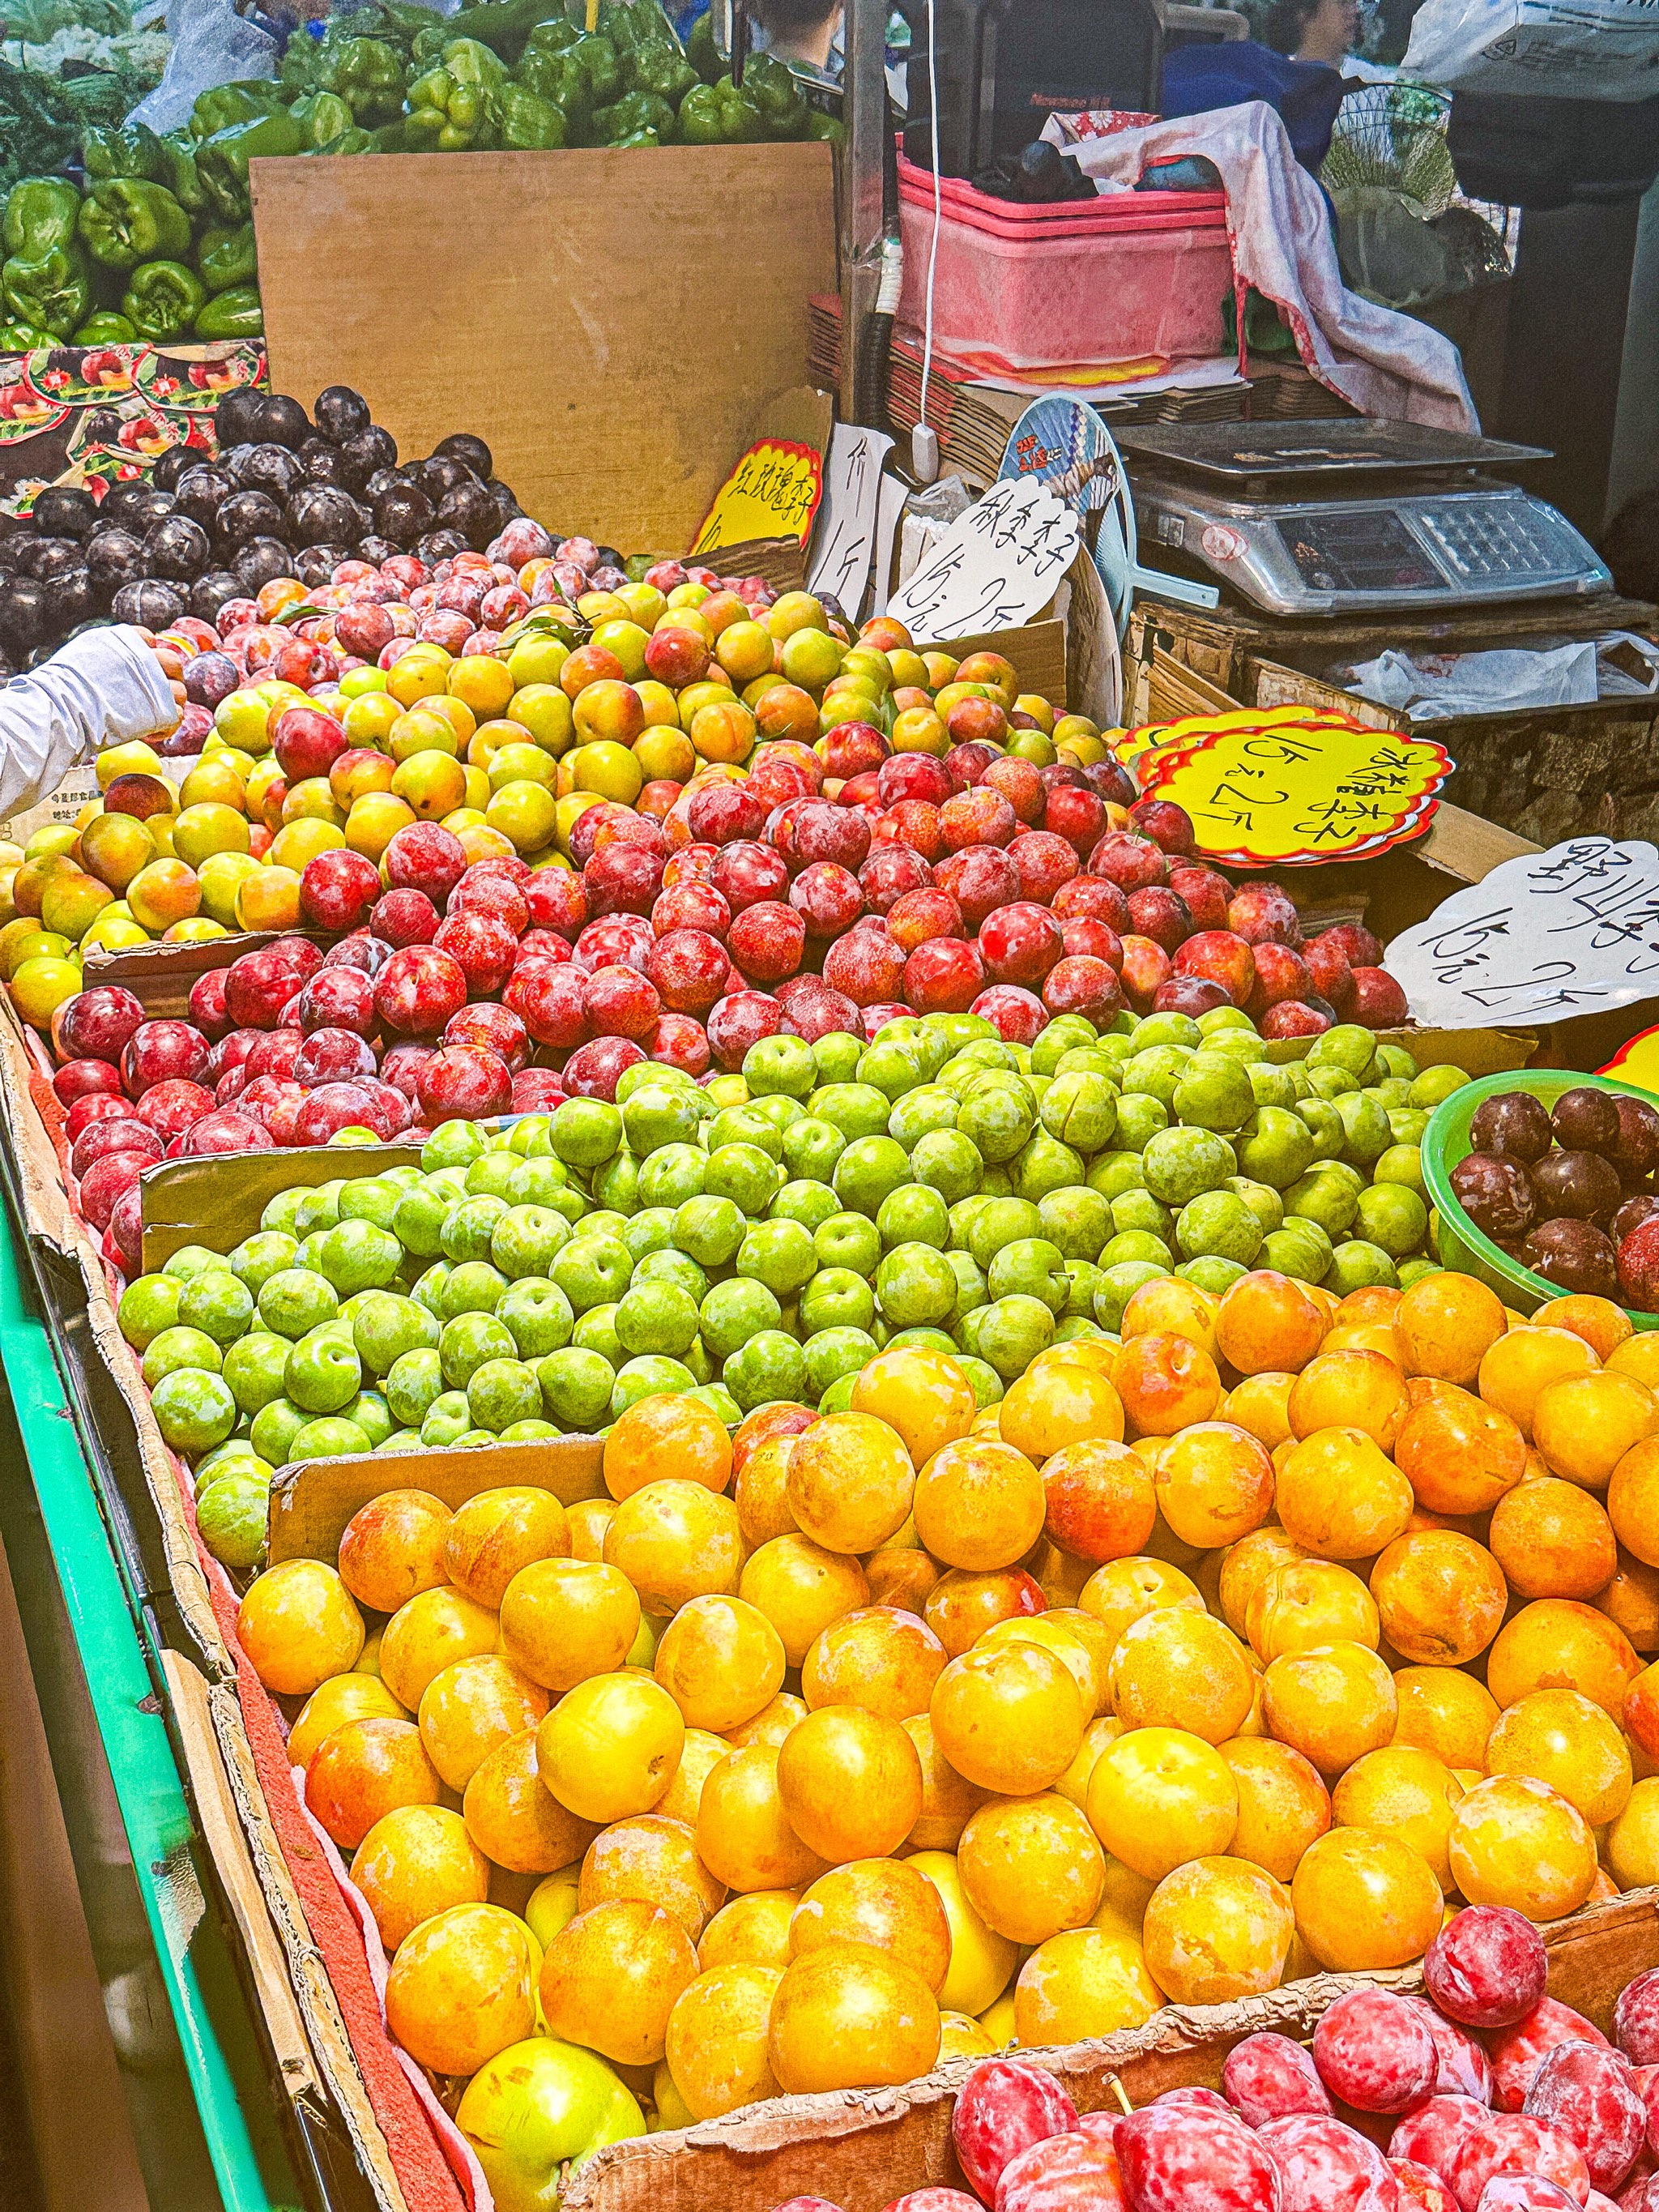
252,145,838,555
267,1437,607,1565
160,1650,321,2107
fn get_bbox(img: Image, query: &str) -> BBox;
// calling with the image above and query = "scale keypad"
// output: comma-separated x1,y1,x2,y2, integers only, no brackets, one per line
1410,500,1576,582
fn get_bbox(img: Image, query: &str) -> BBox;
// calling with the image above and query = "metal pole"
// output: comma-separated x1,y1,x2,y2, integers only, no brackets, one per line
840,0,887,422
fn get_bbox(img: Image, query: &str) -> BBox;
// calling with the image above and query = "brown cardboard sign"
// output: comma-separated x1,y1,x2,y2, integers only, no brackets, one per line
690,387,836,560
81,928,322,1021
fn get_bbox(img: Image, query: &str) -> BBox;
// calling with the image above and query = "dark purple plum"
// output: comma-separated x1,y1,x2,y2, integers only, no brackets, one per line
1614,1193,1659,1245
1451,1152,1537,1241
1551,1086,1623,1156
1522,1217,1618,1297
1532,1147,1623,1224
1469,1090,1554,1162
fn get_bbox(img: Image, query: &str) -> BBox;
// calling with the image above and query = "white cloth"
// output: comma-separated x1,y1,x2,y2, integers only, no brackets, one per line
0,626,177,825
1043,102,1479,430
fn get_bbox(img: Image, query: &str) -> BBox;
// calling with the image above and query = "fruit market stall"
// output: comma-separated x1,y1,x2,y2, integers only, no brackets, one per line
10,357,1659,2212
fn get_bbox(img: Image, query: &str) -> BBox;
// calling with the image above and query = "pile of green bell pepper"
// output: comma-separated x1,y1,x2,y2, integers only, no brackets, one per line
0,127,267,351
0,0,835,357
279,0,825,151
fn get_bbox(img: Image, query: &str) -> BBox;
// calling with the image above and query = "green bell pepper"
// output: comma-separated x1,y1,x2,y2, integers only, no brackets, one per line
499,86,567,150
72,310,137,343
516,45,591,130
197,109,307,221
189,83,281,141
687,12,722,83
743,53,810,138
291,91,356,146
406,38,506,150
608,0,696,105
316,127,377,155
369,121,412,152
197,220,257,293
418,0,567,67
446,36,507,92
161,130,211,217
279,27,326,95
77,180,191,271
520,18,581,65
320,36,407,126
194,284,263,341
806,108,846,146
2,244,91,339
3,178,81,258
122,258,207,341
83,122,170,185
0,318,49,352
595,90,676,145
568,32,622,108
679,75,761,144
611,126,661,147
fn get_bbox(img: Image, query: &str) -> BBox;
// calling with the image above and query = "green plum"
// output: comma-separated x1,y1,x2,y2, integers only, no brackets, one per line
497,1279,575,1359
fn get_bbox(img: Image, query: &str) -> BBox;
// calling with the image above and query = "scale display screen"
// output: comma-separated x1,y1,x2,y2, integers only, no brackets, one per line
1274,510,1441,594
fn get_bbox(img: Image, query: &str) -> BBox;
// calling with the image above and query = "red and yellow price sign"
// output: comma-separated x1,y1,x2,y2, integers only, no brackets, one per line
691,438,824,557
1126,713,1452,867
1600,1027,1659,1097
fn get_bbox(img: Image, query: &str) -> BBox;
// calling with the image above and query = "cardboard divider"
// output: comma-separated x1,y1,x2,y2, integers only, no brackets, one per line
563,1890,1659,2212
80,929,320,1019
139,1144,424,1275
268,1437,606,1565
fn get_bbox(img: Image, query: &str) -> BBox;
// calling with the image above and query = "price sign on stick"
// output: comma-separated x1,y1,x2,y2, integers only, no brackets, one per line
692,438,824,556
1136,715,1452,867
807,423,894,617
1386,838,1659,1027
887,477,1081,641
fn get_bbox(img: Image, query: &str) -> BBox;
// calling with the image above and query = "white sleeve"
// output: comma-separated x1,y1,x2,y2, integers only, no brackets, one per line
0,625,179,827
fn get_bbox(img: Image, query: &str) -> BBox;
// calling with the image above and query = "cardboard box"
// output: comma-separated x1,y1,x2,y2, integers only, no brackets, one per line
251,145,837,556
4,978,1653,2212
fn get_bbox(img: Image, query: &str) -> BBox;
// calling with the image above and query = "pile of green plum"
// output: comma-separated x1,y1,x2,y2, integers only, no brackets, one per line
113,1001,1471,1573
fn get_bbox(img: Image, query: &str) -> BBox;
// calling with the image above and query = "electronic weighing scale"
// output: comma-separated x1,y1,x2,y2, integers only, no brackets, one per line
1116,420,1613,619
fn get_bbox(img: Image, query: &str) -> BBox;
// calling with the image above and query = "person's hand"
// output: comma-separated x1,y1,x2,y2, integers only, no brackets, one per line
134,625,189,707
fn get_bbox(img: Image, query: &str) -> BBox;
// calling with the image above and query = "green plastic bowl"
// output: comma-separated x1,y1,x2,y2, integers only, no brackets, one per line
1422,1067,1659,1330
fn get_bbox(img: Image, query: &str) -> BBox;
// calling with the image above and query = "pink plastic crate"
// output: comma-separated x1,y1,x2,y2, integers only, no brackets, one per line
897,156,1235,372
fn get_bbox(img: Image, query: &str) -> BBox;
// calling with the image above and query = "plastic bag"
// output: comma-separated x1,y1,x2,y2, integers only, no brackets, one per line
1401,0,1659,101
126,0,277,135
1332,186,1455,308
1343,634,1659,720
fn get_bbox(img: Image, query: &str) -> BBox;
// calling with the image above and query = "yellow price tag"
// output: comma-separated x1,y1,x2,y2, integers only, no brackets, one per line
1137,715,1452,866
691,438,824,556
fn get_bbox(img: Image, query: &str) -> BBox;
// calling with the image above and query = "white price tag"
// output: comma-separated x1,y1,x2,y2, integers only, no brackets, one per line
1384,836,1659,1026
806,423,894,618
886,477,1081,641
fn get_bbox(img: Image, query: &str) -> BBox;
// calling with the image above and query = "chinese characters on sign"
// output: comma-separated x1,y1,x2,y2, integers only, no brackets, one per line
691,438,825,556
887,476,1081,640
1386,839,1659,1028
1131,715,1452,868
